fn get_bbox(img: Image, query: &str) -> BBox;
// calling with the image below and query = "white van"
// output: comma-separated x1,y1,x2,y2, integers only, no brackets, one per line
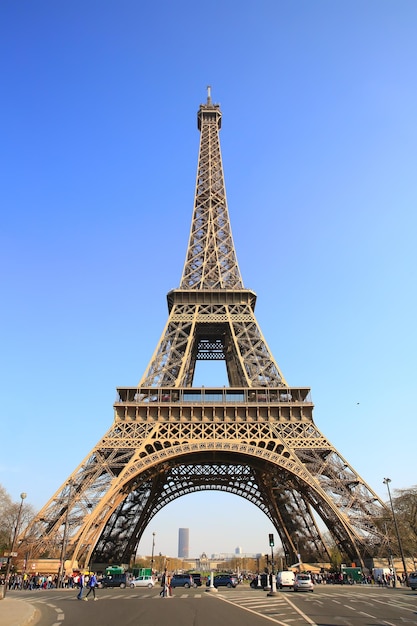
276,570,295,589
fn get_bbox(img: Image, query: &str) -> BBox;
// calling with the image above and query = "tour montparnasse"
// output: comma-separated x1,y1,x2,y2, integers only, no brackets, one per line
21,88,390,572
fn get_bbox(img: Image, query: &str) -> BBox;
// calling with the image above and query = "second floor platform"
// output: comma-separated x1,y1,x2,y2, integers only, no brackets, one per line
114,387,314,423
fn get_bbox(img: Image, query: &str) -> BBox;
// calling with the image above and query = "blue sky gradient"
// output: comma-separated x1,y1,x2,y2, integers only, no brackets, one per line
1,1,416,558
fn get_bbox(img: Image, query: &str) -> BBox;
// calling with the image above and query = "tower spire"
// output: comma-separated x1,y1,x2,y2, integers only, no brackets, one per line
181,91,241,289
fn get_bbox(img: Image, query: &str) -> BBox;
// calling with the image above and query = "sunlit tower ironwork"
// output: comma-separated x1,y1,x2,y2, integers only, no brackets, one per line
20,89,391,572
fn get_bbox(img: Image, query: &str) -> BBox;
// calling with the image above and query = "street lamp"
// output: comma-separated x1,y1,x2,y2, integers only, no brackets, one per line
383,478,408,585
383,521,397,587
151,532,156,571
4,492,27,597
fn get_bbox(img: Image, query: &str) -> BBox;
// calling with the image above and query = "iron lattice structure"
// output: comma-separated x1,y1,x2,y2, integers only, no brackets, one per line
21,89,389,570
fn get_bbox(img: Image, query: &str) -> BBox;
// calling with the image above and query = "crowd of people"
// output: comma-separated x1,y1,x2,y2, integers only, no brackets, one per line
1,573,60,590
285,571,408,586
2,569,409,592
247,570,409,586
1,571,97,591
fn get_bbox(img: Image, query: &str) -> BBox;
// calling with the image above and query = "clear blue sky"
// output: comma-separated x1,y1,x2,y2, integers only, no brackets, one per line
1,1,416,560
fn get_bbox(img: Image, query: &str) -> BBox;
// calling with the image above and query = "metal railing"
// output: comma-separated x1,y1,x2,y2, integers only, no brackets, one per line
115,387,312,405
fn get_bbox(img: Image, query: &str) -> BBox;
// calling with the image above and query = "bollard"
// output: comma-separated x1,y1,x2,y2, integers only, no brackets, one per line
205,569,218,593
267,573,278,596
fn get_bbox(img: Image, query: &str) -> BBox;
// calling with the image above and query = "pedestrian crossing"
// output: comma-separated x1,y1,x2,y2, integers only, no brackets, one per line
24,591,206,601
213,591,318,625
16,585,417,626
25,590,315,625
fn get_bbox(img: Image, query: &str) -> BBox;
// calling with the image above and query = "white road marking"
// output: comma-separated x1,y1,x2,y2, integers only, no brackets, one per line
280,594,318,625
212,593,308,626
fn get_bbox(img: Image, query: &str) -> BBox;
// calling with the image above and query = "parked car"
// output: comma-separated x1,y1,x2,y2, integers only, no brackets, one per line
409,572,417,590
294,573,314,592
170,574,194,588
129,575,155,588
276,570,295,589
98,573,129,588
192,574,202,587
207,574,238,588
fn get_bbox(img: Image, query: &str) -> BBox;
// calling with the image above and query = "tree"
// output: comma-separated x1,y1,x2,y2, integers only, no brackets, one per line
0,485,14,551
372,484,417,563
0,484,35,554
389,485,417,558
329,545,343,572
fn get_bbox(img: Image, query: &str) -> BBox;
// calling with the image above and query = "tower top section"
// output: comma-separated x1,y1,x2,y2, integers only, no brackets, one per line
197,85,222,131
180,88,243,290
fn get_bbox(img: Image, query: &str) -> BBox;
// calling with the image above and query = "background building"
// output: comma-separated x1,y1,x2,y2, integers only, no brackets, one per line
178,528,189,558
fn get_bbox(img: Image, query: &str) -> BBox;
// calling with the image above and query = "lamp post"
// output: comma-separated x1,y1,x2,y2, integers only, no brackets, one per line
384,521,397,587
383,478,408,585
3,492,27,598
267,533,277,596
151,532,156,572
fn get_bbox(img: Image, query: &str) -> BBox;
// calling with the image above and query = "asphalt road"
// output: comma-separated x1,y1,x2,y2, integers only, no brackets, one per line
8,583,417,626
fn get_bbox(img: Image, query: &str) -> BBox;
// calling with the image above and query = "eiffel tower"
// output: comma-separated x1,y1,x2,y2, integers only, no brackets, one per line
21,88,389,571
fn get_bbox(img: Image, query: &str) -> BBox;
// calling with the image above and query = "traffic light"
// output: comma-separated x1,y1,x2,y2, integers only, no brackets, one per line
269,533,274,547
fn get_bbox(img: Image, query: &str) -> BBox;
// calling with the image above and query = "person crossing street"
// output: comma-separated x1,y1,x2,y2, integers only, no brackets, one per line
76,572,84,600
84,572,98,601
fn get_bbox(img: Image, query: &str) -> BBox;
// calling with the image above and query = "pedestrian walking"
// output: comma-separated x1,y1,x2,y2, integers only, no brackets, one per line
84,572,98,601
76,572,85,600
159,571,166,596
166,572,172,597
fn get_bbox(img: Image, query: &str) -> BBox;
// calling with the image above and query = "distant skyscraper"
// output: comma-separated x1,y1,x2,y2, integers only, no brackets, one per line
235,546,242,555
178,528,189,558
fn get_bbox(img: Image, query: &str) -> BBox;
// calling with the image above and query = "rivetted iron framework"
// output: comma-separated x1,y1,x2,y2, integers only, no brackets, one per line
21,89,389,570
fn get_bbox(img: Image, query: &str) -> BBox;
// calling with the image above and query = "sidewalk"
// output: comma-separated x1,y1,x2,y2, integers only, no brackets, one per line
0,597,37,626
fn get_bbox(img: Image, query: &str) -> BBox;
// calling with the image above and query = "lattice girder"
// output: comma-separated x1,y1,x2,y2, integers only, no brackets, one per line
180,98,242,290
94,461,275,564
140,298,287,388
21,390,388,569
